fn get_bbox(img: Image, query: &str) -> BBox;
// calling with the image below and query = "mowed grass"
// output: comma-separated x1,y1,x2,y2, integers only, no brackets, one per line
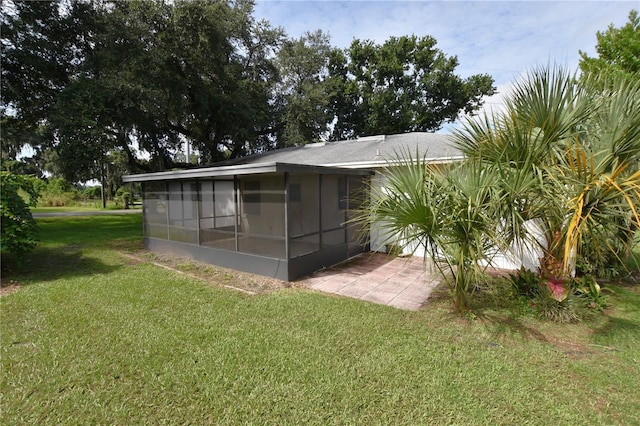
31,204,141,214
1,215,639,424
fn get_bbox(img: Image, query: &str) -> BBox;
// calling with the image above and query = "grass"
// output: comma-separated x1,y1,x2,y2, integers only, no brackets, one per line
2,215,639,424
31,203,141,214
31,206,106,213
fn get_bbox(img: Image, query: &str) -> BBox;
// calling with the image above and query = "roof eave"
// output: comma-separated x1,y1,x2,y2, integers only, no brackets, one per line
321,156,464,169
122,162,372,183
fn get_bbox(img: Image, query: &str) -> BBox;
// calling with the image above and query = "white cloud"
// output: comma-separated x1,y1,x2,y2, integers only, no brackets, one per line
255,1,633,72
254,0,637,130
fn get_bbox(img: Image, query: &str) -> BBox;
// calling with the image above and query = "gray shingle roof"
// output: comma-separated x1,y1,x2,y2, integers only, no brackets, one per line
123,132,462,182
217,132,461,169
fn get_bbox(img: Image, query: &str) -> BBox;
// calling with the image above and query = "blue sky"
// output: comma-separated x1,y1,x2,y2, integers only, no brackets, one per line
254,0,636,130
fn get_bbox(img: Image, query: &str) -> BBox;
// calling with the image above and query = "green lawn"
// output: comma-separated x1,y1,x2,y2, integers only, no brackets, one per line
1,215,639,424
31,204,141,214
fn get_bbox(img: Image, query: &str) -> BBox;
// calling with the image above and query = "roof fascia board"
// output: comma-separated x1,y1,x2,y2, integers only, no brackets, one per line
123,163,278,182
321,156,464,169
123,162,371,183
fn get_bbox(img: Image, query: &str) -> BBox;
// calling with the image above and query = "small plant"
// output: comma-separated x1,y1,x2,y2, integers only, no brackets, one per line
532,286,582,323
0,172,39,259
508,267,543,298
575,241,626,279
508,267,584,322
539,249,570,301
572,275,608,312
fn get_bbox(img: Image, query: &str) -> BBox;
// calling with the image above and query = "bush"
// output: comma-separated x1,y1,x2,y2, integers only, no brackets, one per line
571,275,609,312
46,177,74,194
508,267,541,299
38,178,80,207
576,243,626,279
508,267,599,323
0,172,39,258
39,191,79,207
115,187,132,209
82,186,102,199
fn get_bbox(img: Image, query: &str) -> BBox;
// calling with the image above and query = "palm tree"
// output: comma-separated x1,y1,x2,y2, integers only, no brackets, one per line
358,151,503,312
454,66,640,291
563,72,640,276
358,66,639,312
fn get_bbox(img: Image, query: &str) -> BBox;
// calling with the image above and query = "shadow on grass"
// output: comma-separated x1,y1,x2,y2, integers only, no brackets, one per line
466,279,552,343
1,246,121,286
592,316,640,345
467,277,640,348
592,283,640,346
475,311,551,343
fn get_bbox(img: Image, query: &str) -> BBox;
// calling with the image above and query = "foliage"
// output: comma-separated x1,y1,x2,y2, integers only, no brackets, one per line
357,154,502,312
44,177,74,194
360,64,639,314
575,239,626,279
37,191,77,208
531,287,582,323
1,0,284,175
0,172,39,257
572,275,609,312
82,186,102,199
579,9,640,77
2,0,495,181
507,267,542,299
115,187,132,209
34,177,77,207
274,30,334,148
454,65,640,285
508,268,608,322
562,73,640,275
328,36,496,139
0,158,43,178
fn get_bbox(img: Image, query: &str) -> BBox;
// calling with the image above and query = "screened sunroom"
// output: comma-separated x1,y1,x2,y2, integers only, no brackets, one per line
123,163,371,281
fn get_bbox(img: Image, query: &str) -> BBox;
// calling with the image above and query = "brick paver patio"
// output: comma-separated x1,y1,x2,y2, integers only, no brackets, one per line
297,252,442,310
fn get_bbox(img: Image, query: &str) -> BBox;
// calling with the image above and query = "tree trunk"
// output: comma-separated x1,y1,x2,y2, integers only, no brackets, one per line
100,163,107,209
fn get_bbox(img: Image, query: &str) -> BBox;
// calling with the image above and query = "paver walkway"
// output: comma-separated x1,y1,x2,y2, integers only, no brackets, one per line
297,252,442,310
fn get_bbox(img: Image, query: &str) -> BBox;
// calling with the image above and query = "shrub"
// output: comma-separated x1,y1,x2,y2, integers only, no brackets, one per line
575,233,630,279
532,288,582,323
571,275,609,312
82,186,102,199
508,267,589,323
0,172,39,258
508,267,541,299
39,191,78,207
115,187,132,209
38,178,80,207
46,177,74,194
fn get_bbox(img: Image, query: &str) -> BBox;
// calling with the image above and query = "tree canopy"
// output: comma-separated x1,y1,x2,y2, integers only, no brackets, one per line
2,0,495,182
328,36,495,140
579,9,640,76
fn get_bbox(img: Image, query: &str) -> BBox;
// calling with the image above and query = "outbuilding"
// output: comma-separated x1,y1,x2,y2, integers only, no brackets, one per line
123,133,463,280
